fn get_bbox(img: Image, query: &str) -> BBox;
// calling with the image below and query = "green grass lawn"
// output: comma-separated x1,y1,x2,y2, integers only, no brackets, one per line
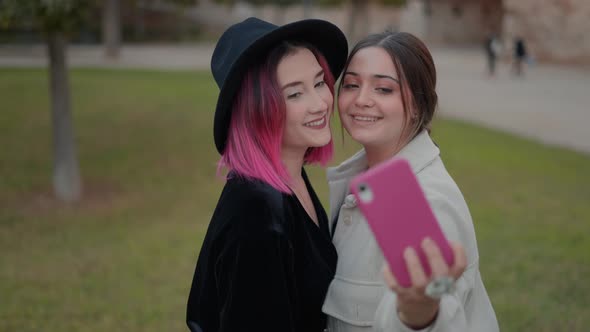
1,68,589,331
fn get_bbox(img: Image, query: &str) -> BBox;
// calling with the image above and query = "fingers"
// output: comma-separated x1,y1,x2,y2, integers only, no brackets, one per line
449,241,467,278
384,240,468,297
383,263,416,301
404,247,428,289
382,263,399,290
421,237,449,278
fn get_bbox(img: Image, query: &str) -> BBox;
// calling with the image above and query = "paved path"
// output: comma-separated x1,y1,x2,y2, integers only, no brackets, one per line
1,44,589,154
0,44,214,69
432,47,590,155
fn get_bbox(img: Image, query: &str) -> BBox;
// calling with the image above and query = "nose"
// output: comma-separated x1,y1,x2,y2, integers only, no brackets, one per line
309,89,329,114
354,86,374,108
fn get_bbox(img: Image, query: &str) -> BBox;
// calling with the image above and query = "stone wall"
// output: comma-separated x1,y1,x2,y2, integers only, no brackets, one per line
424,1,488,44
253,3,401,45
503,0,590,64
399,0,503,45
399,0,590,64
202,0,590,64
198,2,402,45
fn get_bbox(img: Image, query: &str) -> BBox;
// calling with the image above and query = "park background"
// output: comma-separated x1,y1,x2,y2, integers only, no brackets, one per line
1,0,589,331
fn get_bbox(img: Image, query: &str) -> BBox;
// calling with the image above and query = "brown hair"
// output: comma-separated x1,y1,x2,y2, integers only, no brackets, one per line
340,31,438,142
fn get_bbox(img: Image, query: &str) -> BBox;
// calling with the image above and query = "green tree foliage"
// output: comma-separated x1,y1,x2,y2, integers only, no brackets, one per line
212,0,405,8
0,0,92,33
0,0,194,32
317,0,407,7
214,0,307,6
380,0,406,6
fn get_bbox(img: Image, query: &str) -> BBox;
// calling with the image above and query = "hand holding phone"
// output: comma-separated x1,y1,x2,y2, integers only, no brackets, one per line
349,158,454,288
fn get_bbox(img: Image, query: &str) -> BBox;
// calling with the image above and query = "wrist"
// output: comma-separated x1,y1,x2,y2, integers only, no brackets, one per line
397,303,439,330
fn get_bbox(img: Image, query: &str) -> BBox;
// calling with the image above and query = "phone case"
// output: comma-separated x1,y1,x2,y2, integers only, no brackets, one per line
349,158,454,287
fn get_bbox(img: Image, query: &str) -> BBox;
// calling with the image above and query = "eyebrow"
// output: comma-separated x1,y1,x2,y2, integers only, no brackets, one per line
281,69,324,90
344,71,399,83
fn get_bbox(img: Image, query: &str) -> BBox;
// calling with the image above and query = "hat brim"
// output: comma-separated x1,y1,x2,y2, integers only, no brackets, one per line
213,19,348,154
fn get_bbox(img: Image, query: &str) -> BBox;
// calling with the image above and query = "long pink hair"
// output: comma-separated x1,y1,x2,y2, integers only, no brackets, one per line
218,41,336,193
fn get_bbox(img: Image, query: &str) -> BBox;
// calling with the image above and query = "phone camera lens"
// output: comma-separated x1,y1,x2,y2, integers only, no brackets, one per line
357,183,373,203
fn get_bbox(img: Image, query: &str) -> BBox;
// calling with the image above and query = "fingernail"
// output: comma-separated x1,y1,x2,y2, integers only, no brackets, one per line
404,247,414,258
421,238,431,249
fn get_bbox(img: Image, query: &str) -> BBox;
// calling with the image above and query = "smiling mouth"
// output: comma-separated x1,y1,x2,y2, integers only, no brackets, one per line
351,115,382,122
304,116,326,127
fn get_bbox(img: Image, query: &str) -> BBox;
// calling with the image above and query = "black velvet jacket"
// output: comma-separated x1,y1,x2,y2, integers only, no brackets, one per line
186,170,337,332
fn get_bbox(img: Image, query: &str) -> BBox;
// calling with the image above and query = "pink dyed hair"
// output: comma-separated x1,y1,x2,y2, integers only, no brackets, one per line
218,41,336,193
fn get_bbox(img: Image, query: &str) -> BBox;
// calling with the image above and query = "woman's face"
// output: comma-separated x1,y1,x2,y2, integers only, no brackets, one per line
277,48,333,154
338,46,410,149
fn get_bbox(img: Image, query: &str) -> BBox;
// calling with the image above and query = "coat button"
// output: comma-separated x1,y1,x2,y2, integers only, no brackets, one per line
343,194,357,208
343,214,352,226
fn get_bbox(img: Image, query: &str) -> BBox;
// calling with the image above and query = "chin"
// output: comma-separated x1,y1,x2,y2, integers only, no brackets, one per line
313,130,332,145
347,131,371,145
314,137,332,147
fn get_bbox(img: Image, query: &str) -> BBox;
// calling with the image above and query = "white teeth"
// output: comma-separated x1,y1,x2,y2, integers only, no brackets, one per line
353,115,380,122
304,117,325,127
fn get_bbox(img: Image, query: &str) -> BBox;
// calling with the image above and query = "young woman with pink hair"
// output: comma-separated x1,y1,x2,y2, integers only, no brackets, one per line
186,17,347,332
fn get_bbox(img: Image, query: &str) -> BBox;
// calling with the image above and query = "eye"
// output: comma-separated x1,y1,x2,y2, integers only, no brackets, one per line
315,81,326,88
342,83,359,89
287,92,302,99
376,87,393,94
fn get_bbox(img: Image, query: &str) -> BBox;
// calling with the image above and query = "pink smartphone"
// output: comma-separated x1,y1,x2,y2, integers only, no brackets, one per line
349,158,454,288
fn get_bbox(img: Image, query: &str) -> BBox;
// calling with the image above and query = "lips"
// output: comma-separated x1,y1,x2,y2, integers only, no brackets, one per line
303,116,327,129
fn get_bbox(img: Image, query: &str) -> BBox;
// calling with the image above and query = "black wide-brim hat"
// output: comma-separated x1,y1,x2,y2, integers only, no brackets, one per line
211,17,348,154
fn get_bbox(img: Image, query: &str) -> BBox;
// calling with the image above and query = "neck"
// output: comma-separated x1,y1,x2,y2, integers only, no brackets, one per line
281,146,306,183
364,127,417,168
365,143,398,169
365,134,412,168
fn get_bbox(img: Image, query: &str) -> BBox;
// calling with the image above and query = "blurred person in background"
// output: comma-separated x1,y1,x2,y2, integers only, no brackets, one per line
513,36,528,76
484,32,501,77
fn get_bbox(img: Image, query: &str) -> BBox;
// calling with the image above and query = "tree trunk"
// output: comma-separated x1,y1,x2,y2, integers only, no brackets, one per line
47,31,82,203
103,0,121,58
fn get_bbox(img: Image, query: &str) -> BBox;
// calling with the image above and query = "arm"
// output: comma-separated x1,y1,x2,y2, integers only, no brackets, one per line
374,273,471,332
186,182,298,332
373,193,476,332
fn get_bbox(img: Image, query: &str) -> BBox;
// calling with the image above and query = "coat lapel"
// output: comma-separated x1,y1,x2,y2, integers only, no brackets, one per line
326,131,440,236
396,130,440,174
326,150,367,235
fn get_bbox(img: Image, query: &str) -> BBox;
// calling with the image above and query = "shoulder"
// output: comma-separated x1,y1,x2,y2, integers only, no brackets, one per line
417,157,477,247
417,160,483,277
223,175,283,209
417,156,464,205
327,149,367,182
213,175,287,236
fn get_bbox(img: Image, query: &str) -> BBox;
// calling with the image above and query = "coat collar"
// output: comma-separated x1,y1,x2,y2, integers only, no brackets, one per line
396,130,441,174
326,130,440,234
327,130,440,182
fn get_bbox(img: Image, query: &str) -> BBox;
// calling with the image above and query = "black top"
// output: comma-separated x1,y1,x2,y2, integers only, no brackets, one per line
186,169,337,332
515,38,527,58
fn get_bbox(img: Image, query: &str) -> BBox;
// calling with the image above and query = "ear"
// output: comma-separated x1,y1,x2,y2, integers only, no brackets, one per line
407,102,419,120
